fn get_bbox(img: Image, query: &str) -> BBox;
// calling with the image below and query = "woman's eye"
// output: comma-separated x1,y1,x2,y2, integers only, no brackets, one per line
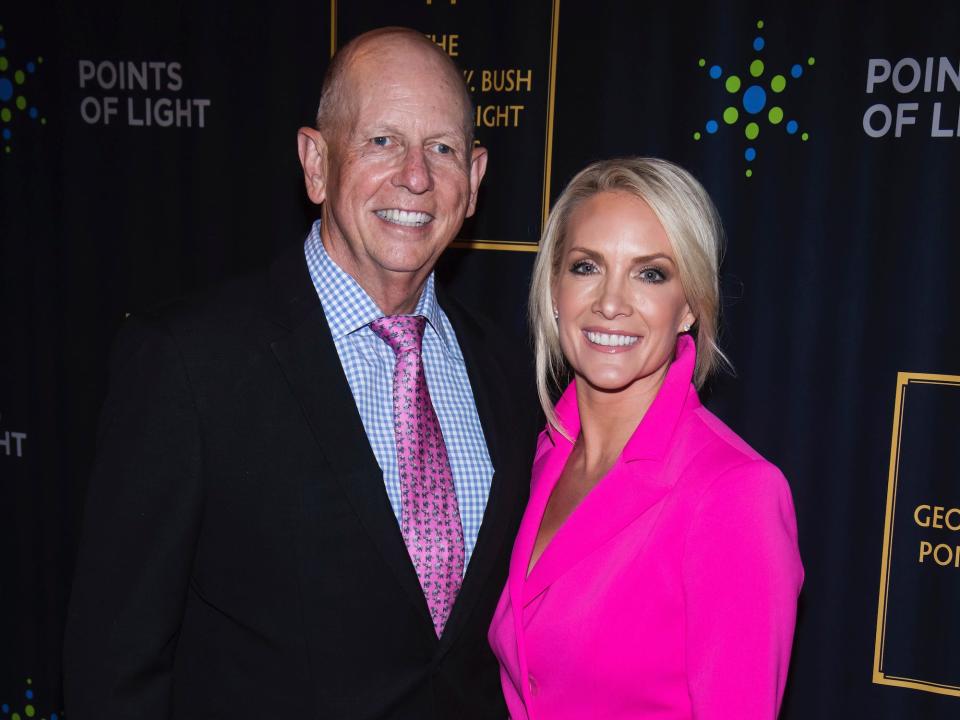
638,267,666,283
570,259,597,275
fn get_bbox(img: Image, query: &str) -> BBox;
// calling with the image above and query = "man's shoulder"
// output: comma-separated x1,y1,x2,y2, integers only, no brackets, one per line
134,242,313,348
436,284,532,383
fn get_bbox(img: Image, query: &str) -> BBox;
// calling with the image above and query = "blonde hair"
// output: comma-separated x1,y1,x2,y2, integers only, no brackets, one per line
529,157,729,434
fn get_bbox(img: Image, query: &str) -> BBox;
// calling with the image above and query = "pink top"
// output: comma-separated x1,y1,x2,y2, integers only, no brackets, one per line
488,336,803,719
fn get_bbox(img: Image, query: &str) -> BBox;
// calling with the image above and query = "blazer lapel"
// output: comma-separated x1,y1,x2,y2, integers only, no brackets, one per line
521,341,699,605
434,290,529,653
522,457,672,605
266,247,433,630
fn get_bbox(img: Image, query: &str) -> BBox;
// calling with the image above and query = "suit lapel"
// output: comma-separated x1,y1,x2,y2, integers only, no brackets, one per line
435,289,528,653
518,340,700,605
522,456,672,605
266,246,433,630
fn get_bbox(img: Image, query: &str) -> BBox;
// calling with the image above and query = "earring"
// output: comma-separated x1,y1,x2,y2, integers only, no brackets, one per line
553,307,559,320
681,323,691,333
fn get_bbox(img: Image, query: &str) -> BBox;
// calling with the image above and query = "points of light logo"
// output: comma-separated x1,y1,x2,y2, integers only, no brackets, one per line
0,24,46,155
0,677,60,720
694,20,814,178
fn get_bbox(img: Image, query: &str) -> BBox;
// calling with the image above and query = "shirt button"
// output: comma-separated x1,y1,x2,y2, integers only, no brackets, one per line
528,675,539,696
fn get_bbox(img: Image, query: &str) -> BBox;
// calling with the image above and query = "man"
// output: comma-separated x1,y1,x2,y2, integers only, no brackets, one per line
64,28,538,719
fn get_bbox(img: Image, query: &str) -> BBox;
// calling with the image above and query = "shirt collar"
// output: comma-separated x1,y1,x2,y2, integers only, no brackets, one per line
303,220,458,356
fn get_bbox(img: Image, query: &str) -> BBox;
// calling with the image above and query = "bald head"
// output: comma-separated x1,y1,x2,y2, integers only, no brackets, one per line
315,27,475,148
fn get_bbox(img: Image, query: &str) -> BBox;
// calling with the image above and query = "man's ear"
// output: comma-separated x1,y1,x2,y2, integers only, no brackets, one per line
297,127,328,205
464,145,489,218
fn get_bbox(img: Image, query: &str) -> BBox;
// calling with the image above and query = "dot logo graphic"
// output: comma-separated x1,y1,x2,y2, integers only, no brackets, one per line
0,678,61,720
694,20,814,178
0,24,46,155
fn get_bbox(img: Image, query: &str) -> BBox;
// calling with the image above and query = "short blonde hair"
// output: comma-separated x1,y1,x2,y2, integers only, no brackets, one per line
529,157,729,434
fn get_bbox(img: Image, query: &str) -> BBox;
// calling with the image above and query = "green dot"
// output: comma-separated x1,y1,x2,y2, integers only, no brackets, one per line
768,106,783,124
1,108,11,122
757,20,764,29
698,58,706,68
25,706,36,718
12,713,21,720
802,132,809,141
4,146,10,154
41,117,47,125
770,75,786,93
808,56,815,66
725,75,741,93
16,96,26,110
693,131,701,140
750,59,764,77
723,106,739,124
745,168,753,178
15,69,25,84
745,122,759,140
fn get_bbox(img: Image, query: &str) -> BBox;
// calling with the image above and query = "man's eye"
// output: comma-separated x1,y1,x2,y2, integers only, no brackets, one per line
371,136,390,146
570,260,597,275
434,143,452,154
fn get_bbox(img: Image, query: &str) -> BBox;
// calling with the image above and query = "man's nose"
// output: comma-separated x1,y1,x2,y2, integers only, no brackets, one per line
392,147,433,194
594,276,633,319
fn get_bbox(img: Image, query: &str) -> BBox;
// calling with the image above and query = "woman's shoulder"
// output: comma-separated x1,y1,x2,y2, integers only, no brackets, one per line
671,403,787,492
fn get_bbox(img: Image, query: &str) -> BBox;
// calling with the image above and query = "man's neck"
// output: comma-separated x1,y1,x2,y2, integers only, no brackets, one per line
320,233,429,316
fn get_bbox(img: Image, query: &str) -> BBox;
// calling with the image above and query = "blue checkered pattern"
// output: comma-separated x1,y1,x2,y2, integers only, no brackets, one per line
304,221,494,569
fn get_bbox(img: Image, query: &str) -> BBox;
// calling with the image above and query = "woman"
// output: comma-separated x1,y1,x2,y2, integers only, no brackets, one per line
489,158,803,719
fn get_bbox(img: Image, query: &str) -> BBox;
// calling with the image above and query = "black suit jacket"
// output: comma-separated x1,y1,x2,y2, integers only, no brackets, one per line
63,244,539,719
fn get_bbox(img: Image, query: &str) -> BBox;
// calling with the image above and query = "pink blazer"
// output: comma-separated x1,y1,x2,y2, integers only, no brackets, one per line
488,336,803,719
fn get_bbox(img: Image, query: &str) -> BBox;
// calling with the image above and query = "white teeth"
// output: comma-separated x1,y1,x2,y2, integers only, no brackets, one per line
585,331,640,347
375,209,432,227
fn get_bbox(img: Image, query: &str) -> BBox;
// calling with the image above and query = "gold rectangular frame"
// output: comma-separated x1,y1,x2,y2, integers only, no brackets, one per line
329,0,560,253
874,371,960,698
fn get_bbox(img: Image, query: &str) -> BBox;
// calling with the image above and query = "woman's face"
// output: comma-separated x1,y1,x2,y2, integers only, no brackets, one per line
552,191,694,395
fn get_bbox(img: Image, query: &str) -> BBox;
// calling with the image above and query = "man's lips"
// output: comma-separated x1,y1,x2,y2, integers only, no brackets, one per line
582,328,641,352
374,209,434,227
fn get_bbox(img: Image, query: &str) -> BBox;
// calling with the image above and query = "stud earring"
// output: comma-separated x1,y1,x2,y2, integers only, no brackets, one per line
553,307,559,320
681,323,691,333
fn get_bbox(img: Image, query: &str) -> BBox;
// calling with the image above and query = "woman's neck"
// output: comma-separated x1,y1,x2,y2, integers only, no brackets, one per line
574,364,670,475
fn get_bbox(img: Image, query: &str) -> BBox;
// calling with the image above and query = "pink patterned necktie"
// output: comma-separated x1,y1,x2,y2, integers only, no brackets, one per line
370,315,465,636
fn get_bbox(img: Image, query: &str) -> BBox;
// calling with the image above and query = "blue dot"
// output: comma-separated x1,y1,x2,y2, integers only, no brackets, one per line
742,85,767,114
0,78,12,102
0,39,6,50
786,120,798,134
706,120,719,134
745,147,757,162
25,689,34,700
709,65,722,79
1,703,8,713
791,64,803,78
27,61,36,73
51,714,58,720
753,37,765,51
29,107,38,118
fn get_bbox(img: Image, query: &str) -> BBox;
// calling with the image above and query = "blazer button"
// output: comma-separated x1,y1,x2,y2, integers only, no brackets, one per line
528,675,539,696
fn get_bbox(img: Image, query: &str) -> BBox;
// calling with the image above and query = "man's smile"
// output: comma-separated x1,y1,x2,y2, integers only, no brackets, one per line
374,208,434,227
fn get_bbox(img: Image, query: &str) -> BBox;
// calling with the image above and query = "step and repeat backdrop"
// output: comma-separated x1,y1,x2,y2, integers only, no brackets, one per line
2,1,959,717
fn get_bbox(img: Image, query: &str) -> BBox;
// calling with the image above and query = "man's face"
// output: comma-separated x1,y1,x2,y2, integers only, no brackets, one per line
309,40,486,293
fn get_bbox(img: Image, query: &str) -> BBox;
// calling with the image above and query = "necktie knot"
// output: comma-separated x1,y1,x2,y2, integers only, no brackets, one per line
370,315,427,356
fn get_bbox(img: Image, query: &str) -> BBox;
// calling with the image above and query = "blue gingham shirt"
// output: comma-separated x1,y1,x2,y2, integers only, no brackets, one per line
304,221,494,569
